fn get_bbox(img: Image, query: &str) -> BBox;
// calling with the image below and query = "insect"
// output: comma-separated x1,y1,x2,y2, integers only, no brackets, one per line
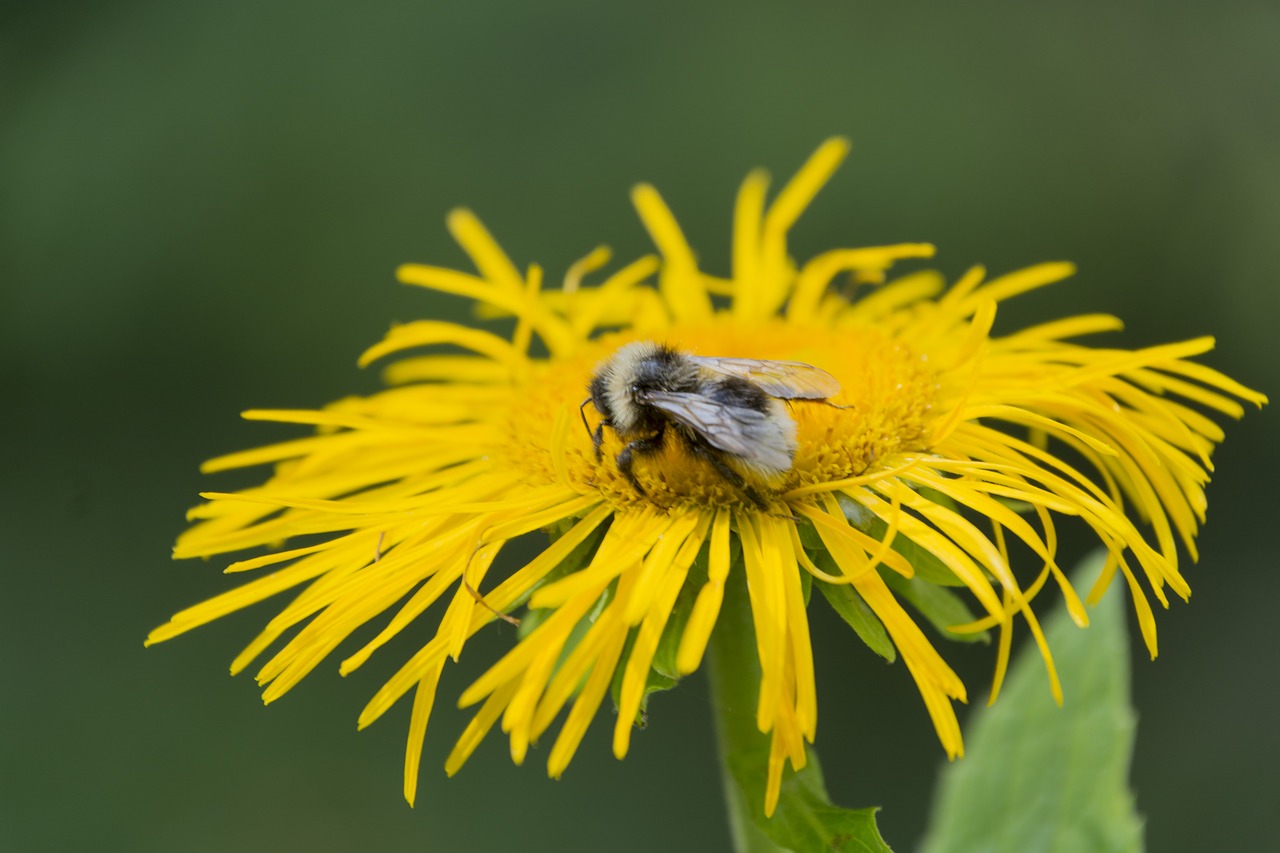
582,341,842,508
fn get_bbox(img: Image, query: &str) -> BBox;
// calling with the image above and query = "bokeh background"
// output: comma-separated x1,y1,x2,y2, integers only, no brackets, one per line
4,2,1277,850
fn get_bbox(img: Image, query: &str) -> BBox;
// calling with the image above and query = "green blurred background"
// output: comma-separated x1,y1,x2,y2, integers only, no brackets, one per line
4,2,1277,850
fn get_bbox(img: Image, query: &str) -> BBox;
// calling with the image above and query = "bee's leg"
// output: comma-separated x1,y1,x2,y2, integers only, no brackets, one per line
616,426,665,495
685,439,768,510
592,422,607,462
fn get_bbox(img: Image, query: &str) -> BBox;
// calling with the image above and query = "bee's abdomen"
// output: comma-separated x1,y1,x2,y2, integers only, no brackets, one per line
706,376,772,412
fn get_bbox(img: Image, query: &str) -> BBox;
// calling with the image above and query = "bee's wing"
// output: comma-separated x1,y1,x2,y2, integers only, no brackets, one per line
643,391,795,474
688,357,840,400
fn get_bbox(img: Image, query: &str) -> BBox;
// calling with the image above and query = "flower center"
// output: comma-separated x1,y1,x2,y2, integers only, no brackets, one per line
501,319,939,509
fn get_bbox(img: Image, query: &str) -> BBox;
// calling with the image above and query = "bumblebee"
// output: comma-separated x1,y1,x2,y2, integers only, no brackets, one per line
583,341,841,507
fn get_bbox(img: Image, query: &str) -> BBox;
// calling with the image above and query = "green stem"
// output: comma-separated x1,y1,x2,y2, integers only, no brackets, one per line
707,568,787,853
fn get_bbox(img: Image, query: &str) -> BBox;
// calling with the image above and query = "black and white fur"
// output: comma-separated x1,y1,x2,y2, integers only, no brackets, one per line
583,341,837,508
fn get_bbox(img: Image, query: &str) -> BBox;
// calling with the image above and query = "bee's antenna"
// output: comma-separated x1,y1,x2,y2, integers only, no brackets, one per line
579,397,595,439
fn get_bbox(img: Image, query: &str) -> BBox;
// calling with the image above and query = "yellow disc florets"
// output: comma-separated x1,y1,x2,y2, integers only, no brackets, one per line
499,320,939,510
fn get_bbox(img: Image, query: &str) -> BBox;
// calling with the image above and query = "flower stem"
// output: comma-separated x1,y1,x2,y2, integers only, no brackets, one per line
707,568,786,853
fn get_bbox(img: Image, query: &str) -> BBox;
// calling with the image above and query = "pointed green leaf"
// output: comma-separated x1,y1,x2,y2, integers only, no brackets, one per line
832,494,966,587
610,626,642,720
883,571,988,645
651,544,708,680
518,516,612,639
612,540,708,727
815,564,896,663
920,551,1143,853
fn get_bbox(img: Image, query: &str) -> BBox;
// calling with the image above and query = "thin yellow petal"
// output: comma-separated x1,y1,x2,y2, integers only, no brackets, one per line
613,514,709,757
445,681,519,776
790,244,936,323
402,662,444,807
763,138,850,240
676,506,732,675
547,623,630,779
631,183,711,323
737,512,786,733
732,168,769,310
357,320,523,370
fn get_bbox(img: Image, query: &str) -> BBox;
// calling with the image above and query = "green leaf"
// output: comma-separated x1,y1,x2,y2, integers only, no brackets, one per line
515,603,550,640
710,567,893,852
651,543,708,681
920,551,1144,853
831,494,966,587
517,517,611,641
814,564,896,663
612,540,709,727
610,626,641,719
882,571,987,645
994,496,1035,515
758,749,890,853
915,485,958,513
608,618,681,730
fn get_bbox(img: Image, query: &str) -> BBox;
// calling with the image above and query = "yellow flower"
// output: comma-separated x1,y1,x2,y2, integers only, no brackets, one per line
147,139,1264,816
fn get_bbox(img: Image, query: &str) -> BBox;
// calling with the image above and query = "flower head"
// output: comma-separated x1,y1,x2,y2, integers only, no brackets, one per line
148,139,1264,814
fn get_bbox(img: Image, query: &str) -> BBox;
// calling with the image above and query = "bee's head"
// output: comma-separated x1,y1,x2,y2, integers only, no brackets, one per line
591,341,695,433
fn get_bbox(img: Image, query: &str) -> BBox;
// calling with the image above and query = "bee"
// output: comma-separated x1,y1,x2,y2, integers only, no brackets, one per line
582,341,842,508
